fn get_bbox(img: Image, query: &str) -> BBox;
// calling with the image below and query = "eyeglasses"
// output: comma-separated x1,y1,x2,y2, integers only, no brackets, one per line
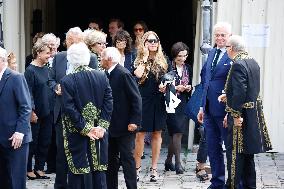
214,33,227,38
134,28,144,32
96,42,108,46
225,45,231,48
116,40,126,44
146,39,159,44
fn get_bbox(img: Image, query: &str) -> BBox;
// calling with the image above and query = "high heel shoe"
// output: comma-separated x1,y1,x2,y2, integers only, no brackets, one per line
164,161,175,171
175,163,184,174
27,172,37,180
136,166,141,182
150,167,158,182
34,170,50,179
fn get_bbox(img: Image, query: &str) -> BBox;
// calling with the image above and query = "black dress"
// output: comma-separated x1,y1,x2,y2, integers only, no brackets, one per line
139,72,167,132
166,64,192,135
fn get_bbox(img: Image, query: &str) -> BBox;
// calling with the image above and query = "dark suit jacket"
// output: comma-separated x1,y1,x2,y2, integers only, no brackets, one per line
0,68,32,147
226,57,272,154
61,68,113,172
201,48,231,117
48,51,98,123
108,64,142,137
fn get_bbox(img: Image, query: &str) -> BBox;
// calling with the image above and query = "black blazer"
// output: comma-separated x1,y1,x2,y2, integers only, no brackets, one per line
0,68,32,147
108,64,142,137
48,51,98,123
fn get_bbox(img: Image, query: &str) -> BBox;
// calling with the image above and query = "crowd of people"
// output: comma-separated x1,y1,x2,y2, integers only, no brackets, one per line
0,18,272,189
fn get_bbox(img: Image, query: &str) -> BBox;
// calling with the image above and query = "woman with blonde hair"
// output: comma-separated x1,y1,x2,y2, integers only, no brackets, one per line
133,31,169,182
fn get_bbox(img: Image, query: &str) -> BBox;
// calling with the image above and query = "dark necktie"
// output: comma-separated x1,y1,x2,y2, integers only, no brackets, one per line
105,71,110,79
211,49,222,72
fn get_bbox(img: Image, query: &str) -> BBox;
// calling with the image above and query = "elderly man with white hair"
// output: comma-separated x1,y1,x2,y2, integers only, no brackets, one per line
221,35,272,189
0,47,32,189
60,42,113,189
48,27,99,189
101,47,142,189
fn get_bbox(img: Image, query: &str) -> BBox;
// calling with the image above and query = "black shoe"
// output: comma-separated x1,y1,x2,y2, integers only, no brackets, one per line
34,170,51,179
27,175,37,180
175,163,184,174
164,161,175,171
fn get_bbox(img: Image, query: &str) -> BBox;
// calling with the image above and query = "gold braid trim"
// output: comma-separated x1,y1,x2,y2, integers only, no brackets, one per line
231,125,238,189
63,123,90,174
256,98,272,148
72,65,94,74
80,102,101,136
98,119,110,130
237,127,243,153
90,140,108,171
225,106,242,118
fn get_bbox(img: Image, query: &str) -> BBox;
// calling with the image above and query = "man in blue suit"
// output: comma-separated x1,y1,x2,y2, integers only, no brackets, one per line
48,27,98,189
0,47,32,189
197,22,232,189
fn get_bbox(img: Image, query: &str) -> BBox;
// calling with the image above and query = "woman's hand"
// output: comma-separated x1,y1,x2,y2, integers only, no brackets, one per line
175,85,186,92
185,85,192,92
134,64,146,78
159,83,166,93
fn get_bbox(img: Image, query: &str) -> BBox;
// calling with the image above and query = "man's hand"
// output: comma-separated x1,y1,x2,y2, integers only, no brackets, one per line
223,114,228,128
234,117,243,127
128,124,138,132
87,128,100,141
197,109,204,124
30,111,38,123
55,84,62,95
9,132,24,149
218,94,227,103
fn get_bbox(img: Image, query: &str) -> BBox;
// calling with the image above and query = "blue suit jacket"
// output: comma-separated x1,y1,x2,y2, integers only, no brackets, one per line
48,51,98,123
201,48,231,117
0,68,32,147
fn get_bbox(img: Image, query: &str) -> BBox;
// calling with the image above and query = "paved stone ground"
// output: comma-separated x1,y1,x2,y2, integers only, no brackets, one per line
27,146,284,189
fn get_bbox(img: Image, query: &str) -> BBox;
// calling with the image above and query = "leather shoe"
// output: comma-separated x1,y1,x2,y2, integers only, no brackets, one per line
175,163,184,174
34,170,50,179
164,161,175,171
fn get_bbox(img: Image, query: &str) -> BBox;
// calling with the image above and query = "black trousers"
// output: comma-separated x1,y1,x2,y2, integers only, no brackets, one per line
107,134,137,189
68,171,107,189
27,113,53,172
0,143,29,189
54,117,68,189
226,152,256,189
46,111,57,172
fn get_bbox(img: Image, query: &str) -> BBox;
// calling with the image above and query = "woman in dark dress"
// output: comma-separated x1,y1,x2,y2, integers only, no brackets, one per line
133,31,168,182
164,42,192,174
24,39,53,179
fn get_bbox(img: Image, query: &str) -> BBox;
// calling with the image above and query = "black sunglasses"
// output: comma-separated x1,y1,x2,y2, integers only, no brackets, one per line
146,39,159,44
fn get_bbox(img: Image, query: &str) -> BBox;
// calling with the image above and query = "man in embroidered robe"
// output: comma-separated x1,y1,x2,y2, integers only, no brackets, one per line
222,35,272,189
61,42,113,189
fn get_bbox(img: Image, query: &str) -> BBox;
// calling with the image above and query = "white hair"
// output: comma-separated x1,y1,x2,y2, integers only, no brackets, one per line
67,42,90,69
228,35,247,52
42,33,60,48
213,22,232,34
66,27,83,40
0,47,7,60
102,47,121,64
83,29,107,46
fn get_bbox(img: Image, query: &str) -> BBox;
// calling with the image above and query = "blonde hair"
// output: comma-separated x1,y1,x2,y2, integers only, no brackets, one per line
32,39,51,59
134,31,168,81
83,29,107,51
